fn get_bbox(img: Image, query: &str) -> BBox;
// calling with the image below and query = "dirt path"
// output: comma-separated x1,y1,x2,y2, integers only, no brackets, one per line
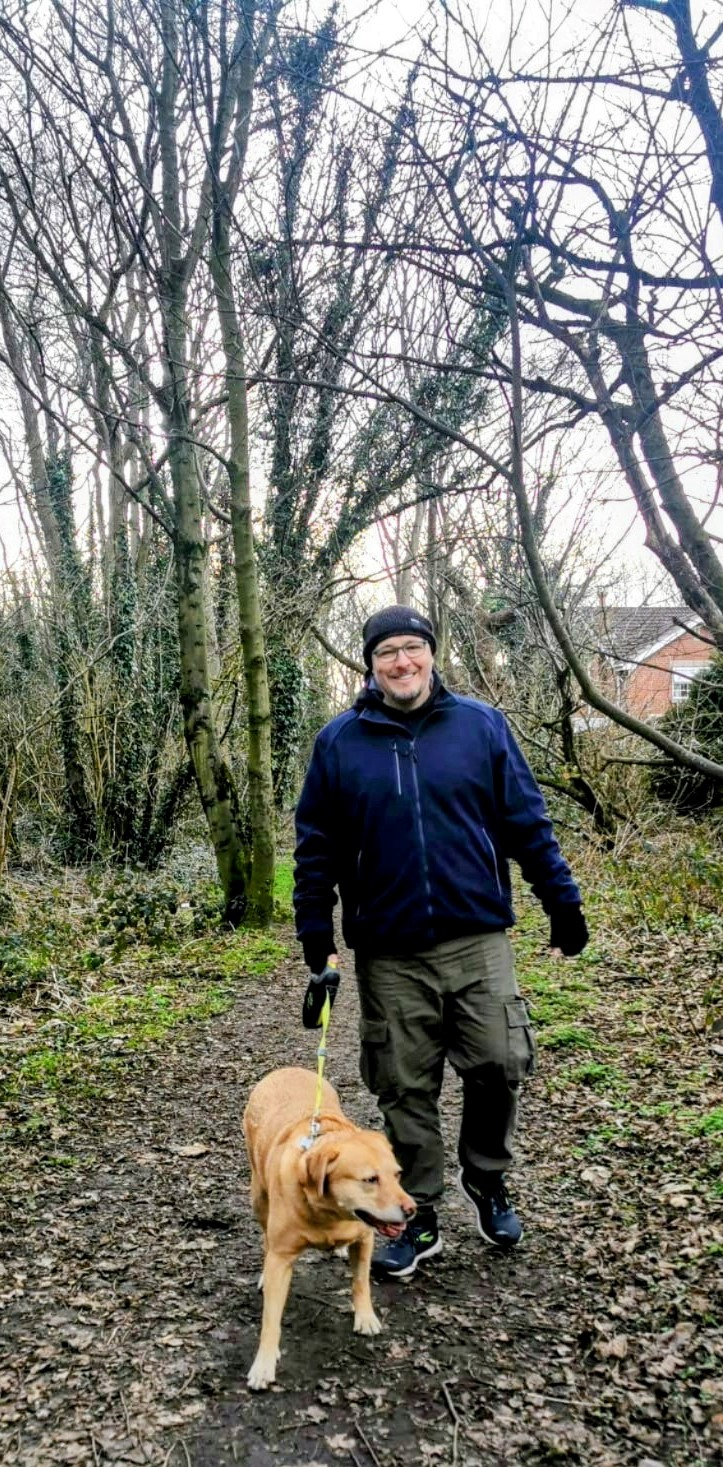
2,932,722,1467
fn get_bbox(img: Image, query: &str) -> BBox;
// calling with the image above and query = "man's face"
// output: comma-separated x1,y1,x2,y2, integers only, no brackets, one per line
371,635,434,710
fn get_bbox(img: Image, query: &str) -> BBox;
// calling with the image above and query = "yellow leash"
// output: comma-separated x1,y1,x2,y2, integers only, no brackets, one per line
299,992,331,1151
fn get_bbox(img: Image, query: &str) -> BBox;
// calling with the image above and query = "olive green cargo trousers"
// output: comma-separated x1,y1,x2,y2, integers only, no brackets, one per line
355,931,537,1208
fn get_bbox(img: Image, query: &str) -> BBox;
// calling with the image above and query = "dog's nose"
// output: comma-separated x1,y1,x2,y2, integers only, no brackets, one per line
402,1198,417,1218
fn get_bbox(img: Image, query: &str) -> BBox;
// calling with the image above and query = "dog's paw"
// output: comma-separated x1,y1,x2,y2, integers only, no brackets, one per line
353,1309,382,1337
247,1350,279,1390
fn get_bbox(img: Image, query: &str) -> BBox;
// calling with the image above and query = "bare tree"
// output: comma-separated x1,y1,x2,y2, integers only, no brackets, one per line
0,0,277,917
286,0,723,783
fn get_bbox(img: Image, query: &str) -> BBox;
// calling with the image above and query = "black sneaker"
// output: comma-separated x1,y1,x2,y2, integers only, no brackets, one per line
457,1168,523,1248
371,1211,443,1280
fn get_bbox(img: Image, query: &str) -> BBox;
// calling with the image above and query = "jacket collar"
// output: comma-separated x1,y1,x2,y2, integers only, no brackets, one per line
353,669,454,726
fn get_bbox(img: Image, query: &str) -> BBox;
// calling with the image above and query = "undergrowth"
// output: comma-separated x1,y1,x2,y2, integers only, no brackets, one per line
0,860,294,1160
510,818,723,1179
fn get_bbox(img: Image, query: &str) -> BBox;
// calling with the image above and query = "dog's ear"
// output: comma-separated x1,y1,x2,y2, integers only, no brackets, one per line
304,1139,340,1198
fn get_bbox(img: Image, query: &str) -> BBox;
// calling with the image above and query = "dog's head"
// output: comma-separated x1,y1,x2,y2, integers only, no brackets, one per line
302,1130,415,1239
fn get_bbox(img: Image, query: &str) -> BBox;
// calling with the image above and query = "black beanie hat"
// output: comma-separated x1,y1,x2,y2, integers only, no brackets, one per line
362,604,436,670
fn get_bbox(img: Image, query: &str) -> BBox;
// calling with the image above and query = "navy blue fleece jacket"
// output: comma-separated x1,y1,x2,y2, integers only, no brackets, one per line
294,679,581,959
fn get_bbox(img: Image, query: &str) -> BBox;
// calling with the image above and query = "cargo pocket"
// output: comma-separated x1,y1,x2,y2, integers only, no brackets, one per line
359,1018,397,1096
505,998,538,1081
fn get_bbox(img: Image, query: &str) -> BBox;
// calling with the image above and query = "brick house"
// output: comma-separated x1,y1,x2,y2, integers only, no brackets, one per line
582,606,716,722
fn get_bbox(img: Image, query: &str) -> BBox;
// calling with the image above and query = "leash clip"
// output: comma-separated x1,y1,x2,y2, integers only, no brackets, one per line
298,1117,321,1152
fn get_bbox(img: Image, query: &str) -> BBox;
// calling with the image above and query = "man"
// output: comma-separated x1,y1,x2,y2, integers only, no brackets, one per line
294,604,587,1280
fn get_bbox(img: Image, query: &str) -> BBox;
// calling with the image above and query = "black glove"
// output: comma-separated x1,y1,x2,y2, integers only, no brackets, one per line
302,937,333,977
302,965,341,1029
549,904,589,957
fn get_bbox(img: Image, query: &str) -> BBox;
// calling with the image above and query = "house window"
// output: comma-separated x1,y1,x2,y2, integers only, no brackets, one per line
671,663,711,704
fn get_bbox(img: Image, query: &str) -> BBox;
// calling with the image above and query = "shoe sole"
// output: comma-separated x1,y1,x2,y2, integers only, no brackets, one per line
456,1168,523,1249
372,1235,443,1281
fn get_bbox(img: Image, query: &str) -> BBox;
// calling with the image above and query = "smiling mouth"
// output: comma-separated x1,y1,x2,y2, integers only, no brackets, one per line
354,1209,407,1238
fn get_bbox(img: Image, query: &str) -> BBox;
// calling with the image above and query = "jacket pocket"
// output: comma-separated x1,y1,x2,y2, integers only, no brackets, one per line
359,1018,397,1096
504,998,538,1081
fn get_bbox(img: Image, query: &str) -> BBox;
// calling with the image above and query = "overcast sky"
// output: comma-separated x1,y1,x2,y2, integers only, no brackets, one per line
1,0,720,606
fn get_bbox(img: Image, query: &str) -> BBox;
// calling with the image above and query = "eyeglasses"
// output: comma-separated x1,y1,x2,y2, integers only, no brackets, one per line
373,640,429,665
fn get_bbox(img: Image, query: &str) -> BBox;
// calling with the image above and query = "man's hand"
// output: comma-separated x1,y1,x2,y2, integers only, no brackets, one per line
549,905,589,958
302,955,341,1029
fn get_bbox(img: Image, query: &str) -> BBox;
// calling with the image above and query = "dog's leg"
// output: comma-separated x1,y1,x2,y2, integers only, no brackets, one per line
349,1230,382,1336
250,1171,268,1230
247,1248,295,1390
250,1171,270,1291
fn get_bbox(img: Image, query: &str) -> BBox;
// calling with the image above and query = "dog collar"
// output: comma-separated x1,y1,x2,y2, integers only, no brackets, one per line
298,1118,321,1152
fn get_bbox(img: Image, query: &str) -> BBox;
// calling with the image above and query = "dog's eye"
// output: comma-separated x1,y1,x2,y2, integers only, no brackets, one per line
363,1174,380,1185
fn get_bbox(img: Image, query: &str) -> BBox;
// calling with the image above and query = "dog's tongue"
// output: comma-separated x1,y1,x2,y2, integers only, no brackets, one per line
374,1220,406,1239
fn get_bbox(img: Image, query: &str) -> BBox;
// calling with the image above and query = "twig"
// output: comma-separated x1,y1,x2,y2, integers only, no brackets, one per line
310,623,365,676
349,1453,365,1467
89,1433,101,1467
292,1285,350,1313
354,1417,383,1467
119,1391,133,1437
442,1379,461,1466
162,1442,191,1467
175,1369,197,1397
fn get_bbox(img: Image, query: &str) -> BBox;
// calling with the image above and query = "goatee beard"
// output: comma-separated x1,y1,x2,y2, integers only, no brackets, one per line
385,674,432,709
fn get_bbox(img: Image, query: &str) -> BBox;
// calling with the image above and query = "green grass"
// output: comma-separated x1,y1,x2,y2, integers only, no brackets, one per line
517,958,600,1051
538,1024,598,1051
574,1120,633,1156
687,1107,723,1138
565,1060,626,1090
274,856,295,920
2,926,287,1121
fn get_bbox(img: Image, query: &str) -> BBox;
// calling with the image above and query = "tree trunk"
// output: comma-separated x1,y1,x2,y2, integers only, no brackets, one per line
211,208,275,925
172,432,249,920
157,0,249,922
0,290,97,858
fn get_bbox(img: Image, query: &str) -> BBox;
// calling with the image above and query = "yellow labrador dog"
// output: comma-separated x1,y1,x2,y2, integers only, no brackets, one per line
243,1066,415,1390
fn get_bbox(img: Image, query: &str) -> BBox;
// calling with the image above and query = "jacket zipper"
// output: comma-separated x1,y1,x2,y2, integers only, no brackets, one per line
391,742,402,796
410,741,433,921
482,827,502,898
356,847,363,917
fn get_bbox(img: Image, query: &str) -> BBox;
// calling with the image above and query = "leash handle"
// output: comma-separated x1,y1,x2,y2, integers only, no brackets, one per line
302,963,340,1029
